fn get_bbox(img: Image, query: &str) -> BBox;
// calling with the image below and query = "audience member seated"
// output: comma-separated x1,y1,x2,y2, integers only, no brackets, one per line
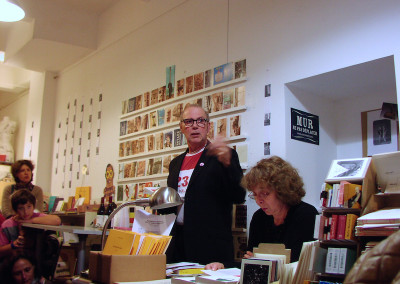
205,156,318,271
2,160,44,218
2,252,53,284
243,156,318,262
0,189,61,259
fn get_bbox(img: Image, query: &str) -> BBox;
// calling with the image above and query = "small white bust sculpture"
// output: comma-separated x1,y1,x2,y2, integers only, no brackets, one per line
0,116,17,163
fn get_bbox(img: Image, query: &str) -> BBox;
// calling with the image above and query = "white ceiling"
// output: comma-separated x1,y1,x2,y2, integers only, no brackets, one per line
0,0,116,110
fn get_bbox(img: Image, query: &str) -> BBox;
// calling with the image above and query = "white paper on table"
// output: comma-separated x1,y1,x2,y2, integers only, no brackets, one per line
132,209,176,235
202,268,241,278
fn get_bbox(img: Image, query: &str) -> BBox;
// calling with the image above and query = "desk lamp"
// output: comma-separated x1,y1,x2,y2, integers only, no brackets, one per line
101,186,182,250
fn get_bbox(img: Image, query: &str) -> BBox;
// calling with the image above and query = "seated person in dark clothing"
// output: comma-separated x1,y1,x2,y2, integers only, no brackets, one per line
205,156,318,271
243,156,318,262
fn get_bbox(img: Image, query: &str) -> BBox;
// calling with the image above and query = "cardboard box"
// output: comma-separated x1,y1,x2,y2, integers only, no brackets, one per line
89,251,166,284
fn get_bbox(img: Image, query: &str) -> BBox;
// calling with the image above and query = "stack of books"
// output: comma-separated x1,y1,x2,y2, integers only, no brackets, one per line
355,208,400,237
103,229,172,255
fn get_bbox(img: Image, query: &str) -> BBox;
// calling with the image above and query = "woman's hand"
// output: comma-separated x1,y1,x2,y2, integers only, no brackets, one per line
244,251,254,259
204,262,225,271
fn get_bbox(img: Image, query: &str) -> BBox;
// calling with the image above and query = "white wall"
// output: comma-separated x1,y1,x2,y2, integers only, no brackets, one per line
44,0,400,213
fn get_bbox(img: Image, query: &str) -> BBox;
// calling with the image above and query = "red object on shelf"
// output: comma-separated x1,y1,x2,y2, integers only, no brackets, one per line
0,155,6,162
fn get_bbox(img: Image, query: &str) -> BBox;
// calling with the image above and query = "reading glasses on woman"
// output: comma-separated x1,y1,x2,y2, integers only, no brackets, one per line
181,117,208,127
248,191,269,200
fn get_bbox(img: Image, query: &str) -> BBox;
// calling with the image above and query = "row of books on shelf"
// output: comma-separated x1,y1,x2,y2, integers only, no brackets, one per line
119,114,242,157
102,229,172,256
121,59,246,115
317,214,358,241
47,186,92,213
320,182,362,208
120,88,245,137
316,247,357,275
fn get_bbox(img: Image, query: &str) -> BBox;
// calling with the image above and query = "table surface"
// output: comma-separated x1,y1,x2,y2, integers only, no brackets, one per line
22,223,104,235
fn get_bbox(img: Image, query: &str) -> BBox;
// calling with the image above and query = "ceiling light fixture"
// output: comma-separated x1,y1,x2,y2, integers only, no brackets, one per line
0,0,25,22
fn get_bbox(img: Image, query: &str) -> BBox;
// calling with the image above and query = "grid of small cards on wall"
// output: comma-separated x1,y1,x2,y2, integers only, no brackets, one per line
117,59,248,203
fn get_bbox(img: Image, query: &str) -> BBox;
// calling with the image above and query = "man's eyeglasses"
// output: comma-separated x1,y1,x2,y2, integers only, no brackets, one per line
248,192,269,200
181,118,209,127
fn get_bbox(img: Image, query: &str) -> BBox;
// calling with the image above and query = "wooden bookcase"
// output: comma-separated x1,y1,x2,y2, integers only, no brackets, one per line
315,157,376,281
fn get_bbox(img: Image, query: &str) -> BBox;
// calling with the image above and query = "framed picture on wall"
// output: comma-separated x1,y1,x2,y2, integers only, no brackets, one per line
326,157,371,182
362,108,399,157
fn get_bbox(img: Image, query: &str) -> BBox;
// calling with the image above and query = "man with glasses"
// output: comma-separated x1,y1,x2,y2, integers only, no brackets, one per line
161,104,246,267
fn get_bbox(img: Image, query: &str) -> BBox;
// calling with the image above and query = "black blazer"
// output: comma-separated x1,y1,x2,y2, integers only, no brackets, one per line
164,145,246,265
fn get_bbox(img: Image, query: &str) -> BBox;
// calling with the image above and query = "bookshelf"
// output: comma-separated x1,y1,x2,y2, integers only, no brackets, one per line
315,157,375,281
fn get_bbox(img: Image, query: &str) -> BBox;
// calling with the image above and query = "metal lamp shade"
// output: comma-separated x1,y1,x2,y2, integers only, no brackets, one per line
149,186,182,209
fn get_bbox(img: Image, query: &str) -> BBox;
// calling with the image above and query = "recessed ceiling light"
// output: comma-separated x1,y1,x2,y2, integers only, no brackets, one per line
0,0,25,22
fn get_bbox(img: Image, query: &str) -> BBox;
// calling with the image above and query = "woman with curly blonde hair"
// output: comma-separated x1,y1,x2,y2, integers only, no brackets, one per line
242,156,317,262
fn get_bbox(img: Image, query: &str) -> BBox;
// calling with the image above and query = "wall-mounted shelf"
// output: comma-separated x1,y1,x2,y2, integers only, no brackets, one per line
120,77,247,119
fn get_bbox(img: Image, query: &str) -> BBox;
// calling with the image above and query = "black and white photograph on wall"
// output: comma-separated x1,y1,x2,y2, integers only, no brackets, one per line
265,84,271,97
166,65,175,99
235,59,246,79
205,69,212,88
194,72,204,91
264,113,271,126
264,142,270,156
365,109,399,156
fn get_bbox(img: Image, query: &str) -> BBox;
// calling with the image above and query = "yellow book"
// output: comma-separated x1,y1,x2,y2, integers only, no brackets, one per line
138,234,156,255
130,232,143,255
103,229,136,255
75,186,91,205
345,214,358,240
160,235,172,254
